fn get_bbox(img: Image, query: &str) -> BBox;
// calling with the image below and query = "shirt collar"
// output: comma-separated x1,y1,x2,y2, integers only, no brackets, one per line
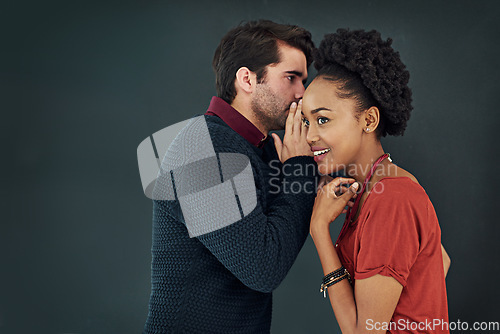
205,96,268,148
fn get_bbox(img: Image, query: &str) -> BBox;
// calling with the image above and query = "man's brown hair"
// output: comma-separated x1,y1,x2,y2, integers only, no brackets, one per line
212,20,314,104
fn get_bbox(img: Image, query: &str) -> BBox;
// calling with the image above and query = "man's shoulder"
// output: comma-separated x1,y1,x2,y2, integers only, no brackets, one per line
204,115,255,153
204,114,234,136
166,114,243,149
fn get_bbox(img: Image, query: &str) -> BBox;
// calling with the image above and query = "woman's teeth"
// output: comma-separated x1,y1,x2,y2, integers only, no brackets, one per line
313,148,331,156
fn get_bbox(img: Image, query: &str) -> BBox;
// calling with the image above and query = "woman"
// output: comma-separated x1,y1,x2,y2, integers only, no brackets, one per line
301,29,450,333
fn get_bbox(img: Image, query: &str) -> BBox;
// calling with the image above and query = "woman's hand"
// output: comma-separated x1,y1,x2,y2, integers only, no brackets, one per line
317,174,334,190
310,177,359,231
272,100,312,163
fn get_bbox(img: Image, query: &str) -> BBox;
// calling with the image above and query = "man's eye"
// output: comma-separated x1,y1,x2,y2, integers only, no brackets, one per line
302,118,310,127
318,117,329,125
287,76,294,81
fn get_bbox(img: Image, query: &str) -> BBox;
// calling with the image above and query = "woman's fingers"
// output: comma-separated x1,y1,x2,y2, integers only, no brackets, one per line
312,179,359,224
342,182,359,201
322,178,358,199
320,178,358,201
327,177,356,188
336,186,350,196
342,200,355,213
336,186,361,197
317,175,334,190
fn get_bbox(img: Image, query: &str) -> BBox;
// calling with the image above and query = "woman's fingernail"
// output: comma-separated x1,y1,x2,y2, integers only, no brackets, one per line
352,183,359,190
291,102,297,108
298,99,302,105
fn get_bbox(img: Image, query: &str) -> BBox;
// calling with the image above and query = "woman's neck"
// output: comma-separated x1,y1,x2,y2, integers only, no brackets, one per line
345,141,386,184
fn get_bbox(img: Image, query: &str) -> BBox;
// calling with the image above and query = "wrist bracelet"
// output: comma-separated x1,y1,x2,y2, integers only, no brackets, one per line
322,266,346,283
322,266,346,282
319,267,352,298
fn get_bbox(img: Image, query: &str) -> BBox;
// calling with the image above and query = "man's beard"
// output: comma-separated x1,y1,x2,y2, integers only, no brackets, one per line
251,83,292,133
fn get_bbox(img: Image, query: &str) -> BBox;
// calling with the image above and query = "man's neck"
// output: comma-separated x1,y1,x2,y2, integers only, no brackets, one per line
230,100,267,136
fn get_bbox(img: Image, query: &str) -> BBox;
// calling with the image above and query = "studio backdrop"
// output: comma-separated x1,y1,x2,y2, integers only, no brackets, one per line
2,0,500,333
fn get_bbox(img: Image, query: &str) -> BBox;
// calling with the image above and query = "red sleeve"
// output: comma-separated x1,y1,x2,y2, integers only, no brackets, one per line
354,180,422,287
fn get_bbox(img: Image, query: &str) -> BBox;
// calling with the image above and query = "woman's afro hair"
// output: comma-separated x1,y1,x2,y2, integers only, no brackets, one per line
314,29,413,137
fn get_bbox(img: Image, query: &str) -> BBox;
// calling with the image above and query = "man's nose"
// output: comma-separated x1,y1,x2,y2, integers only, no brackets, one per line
295,82,305,99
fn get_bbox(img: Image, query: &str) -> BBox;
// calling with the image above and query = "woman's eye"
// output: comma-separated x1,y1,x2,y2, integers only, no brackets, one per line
302,118,310,127
318,117,329,125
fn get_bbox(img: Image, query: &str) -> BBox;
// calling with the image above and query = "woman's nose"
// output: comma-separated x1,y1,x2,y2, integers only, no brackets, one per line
306,125,319,145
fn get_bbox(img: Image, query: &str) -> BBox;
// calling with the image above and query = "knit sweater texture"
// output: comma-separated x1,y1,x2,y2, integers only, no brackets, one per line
143,115,318,333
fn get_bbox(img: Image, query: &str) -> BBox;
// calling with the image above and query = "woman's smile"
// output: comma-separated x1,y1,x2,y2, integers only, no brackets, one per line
311,146,331,162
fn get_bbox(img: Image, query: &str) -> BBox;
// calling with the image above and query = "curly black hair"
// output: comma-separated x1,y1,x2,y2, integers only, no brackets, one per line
314,29,412,137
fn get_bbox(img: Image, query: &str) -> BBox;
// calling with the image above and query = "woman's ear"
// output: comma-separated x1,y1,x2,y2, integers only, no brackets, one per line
235,67,257,95
363,106,380,134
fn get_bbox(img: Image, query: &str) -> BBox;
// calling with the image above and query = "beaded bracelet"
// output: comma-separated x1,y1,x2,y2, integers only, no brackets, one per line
319,267,352,298
322,266,346,282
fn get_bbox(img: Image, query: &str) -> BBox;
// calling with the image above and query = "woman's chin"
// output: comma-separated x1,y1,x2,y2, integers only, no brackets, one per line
318,163,336,176
318,158,347,176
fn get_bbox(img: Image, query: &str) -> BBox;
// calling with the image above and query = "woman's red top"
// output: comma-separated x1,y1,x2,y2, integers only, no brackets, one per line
336,177,449,334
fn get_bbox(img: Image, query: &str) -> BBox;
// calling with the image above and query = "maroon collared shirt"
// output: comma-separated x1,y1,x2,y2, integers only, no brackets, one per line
205,96,268,148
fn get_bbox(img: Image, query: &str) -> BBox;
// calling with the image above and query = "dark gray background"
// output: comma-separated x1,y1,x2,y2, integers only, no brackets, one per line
2,0,499,333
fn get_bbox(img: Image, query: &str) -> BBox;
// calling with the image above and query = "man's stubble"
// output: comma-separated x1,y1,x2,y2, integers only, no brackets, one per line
251,82,293,133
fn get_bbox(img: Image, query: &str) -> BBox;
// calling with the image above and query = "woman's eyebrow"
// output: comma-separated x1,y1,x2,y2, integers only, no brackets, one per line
311,107,333,114
301,108,334,116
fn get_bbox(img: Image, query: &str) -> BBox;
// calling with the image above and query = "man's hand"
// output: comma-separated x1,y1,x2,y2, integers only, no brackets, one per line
272,100,312,163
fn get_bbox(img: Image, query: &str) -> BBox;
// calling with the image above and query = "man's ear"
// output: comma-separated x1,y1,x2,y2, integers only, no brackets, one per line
363,106,380,133
235,67,257,94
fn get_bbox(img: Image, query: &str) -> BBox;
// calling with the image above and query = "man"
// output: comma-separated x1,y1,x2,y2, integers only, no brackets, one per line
144,20,317,333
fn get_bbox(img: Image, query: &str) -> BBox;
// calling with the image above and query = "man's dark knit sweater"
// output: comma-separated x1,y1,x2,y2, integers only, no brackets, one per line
144,98,318,333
